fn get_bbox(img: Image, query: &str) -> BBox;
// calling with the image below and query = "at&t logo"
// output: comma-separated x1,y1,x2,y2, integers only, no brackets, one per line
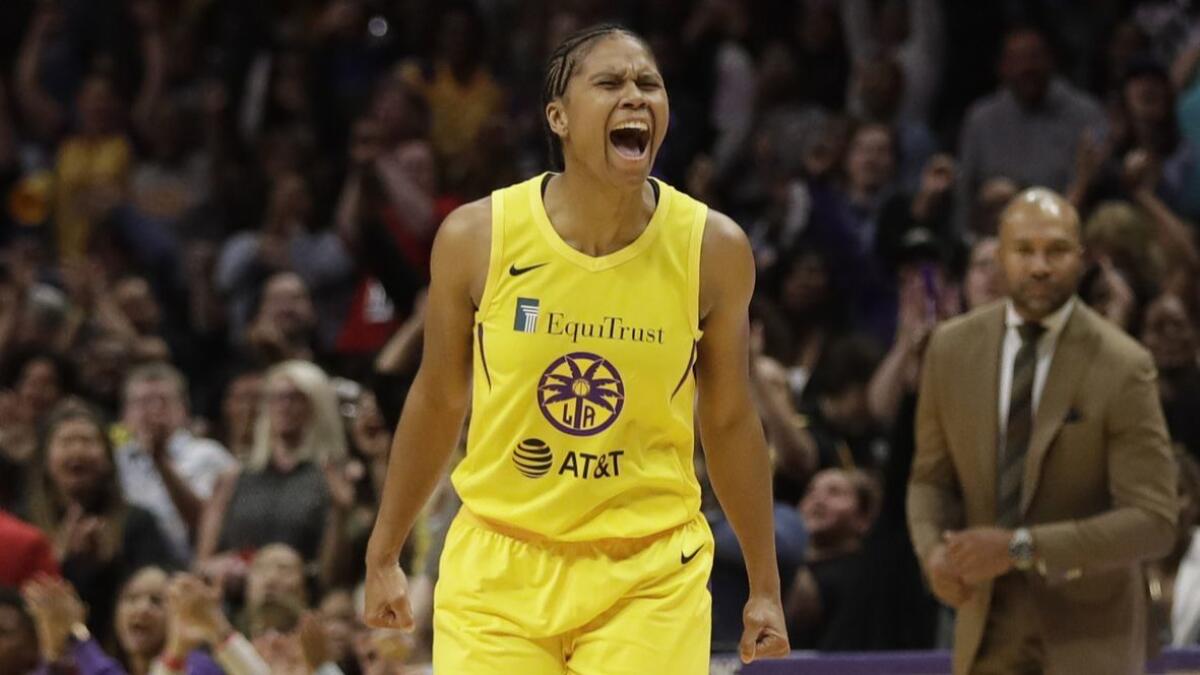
512,438,624,480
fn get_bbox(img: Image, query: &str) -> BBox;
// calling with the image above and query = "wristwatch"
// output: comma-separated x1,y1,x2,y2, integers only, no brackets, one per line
1009,527,1036,571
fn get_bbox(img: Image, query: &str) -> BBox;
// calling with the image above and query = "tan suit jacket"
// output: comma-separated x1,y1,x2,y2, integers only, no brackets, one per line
907,300,1177,675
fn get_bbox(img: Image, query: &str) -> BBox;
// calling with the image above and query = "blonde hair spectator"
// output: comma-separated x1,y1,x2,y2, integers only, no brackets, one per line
247,360,346,473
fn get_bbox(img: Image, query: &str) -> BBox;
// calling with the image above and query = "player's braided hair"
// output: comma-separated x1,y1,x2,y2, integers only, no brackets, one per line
541,23,650,171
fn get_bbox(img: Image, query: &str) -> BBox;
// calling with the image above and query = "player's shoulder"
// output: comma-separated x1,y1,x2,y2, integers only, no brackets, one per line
432,197,491,257
437,196,492,241
430,197,492,292
698,208,754,315
700,208,751,257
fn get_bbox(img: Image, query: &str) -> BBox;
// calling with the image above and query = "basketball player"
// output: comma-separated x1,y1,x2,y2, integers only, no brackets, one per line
364,24,789,672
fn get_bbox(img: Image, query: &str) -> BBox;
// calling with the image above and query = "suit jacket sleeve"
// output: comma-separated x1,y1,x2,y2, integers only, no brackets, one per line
907,327,964,568
1031,349,1178,575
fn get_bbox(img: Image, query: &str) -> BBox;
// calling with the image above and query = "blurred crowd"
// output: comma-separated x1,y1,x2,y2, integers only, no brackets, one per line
1,0,1200,672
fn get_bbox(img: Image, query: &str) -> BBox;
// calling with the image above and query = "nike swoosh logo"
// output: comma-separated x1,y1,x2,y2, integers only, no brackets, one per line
681,546,703,565
509,262,548,276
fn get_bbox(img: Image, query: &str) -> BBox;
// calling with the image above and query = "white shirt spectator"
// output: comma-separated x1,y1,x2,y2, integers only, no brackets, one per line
117,430,236,562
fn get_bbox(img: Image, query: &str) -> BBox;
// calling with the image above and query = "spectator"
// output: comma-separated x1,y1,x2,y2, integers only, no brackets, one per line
111,277,178,367
116,362,236,562
784,468,881,650
242,272,320,366
0,588,39,675
763,249,845,401
0,351,74,510
216,173,355,352
219,367,265,463
353,628,414,675
962,235,1004,310
1079,201,1158,332
72,332,136,418
317,588,360,675
850,55,937,191
198,361,351,579
110,566,167,672
157,572,274,675
50,74,135,262
796,335,887,475
240,544,309,632
23,575,125,675
25,400,177,642
403,6,503,197
1141,291,1200,461
807,121,901,340
129,100,211,236
954,26,1104,232
789,0,851,111
841,0,944,128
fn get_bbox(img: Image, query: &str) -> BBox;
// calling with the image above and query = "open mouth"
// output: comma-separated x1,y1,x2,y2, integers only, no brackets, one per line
609,121,650,161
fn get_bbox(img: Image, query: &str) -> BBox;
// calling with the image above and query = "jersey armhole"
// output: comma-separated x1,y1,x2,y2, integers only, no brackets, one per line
687,203,707,340
474,190,507,322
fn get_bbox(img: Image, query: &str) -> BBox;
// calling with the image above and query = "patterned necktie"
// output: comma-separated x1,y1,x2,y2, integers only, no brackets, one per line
997,321,1045,528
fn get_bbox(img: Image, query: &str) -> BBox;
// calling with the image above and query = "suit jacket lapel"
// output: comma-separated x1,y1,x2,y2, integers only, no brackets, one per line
971,304,1005,521
1020,304,1100,514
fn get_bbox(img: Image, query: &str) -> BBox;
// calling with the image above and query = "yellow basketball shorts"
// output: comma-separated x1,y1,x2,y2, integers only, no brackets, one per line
432,509,714,674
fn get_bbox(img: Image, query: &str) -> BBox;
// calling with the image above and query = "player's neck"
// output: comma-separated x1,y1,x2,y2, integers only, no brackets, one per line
545,170,656,257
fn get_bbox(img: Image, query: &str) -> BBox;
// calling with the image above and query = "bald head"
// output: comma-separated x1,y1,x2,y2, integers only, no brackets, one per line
997,188,1084,321
999,188,1081,241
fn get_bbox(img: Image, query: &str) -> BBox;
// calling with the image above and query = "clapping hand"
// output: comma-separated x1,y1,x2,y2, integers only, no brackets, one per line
164,573,235,661
22,577,87,662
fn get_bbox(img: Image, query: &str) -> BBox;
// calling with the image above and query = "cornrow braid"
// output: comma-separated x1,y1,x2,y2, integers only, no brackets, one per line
541,23,650,170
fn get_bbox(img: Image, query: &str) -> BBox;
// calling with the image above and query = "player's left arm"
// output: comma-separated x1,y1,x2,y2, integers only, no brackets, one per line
695,210,789,663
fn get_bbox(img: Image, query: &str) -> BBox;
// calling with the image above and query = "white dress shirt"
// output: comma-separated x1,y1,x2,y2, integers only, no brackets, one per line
997,298,1076,449
117,429,236,562
1173,530,1200,645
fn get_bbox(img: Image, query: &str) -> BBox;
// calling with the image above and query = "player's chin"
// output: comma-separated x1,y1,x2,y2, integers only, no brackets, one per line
606,145,655,178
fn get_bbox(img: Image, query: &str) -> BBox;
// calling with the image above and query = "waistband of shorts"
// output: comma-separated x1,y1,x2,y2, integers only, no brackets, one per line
456,507,701,555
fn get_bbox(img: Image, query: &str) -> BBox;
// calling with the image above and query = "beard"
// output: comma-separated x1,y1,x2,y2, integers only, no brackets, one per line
1010,280,1074,320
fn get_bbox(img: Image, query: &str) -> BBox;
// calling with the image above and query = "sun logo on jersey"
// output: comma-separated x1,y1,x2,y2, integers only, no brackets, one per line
536,352,625,436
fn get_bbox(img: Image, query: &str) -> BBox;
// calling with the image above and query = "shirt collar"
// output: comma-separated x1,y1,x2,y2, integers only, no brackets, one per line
1005,296,1076,341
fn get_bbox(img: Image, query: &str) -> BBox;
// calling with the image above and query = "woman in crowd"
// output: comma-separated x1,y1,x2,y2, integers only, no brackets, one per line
25,400,176,642
198,360,353,587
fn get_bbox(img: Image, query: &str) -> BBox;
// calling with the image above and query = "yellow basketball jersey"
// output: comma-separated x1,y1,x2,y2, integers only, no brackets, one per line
452,172,707,541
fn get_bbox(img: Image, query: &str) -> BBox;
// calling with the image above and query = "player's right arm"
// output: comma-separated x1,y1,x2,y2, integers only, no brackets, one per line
363,198,490,630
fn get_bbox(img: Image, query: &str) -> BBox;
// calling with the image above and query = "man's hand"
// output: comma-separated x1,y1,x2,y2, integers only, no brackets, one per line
927,543,973,608
739,593,790,664
363,563,414,632
145,419,173,464
944,527,1013,584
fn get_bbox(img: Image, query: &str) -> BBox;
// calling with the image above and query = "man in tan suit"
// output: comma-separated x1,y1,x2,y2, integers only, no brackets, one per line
907,188,1177,674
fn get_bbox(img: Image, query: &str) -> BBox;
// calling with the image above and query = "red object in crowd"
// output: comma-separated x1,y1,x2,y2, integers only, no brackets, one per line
0,510,60,588
336,194,462,354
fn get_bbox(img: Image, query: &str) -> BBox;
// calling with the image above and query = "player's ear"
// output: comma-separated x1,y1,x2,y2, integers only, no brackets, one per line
546,100,568,140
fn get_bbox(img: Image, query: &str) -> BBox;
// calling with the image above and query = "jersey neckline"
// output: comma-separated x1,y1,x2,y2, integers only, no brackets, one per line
528,172,669,272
